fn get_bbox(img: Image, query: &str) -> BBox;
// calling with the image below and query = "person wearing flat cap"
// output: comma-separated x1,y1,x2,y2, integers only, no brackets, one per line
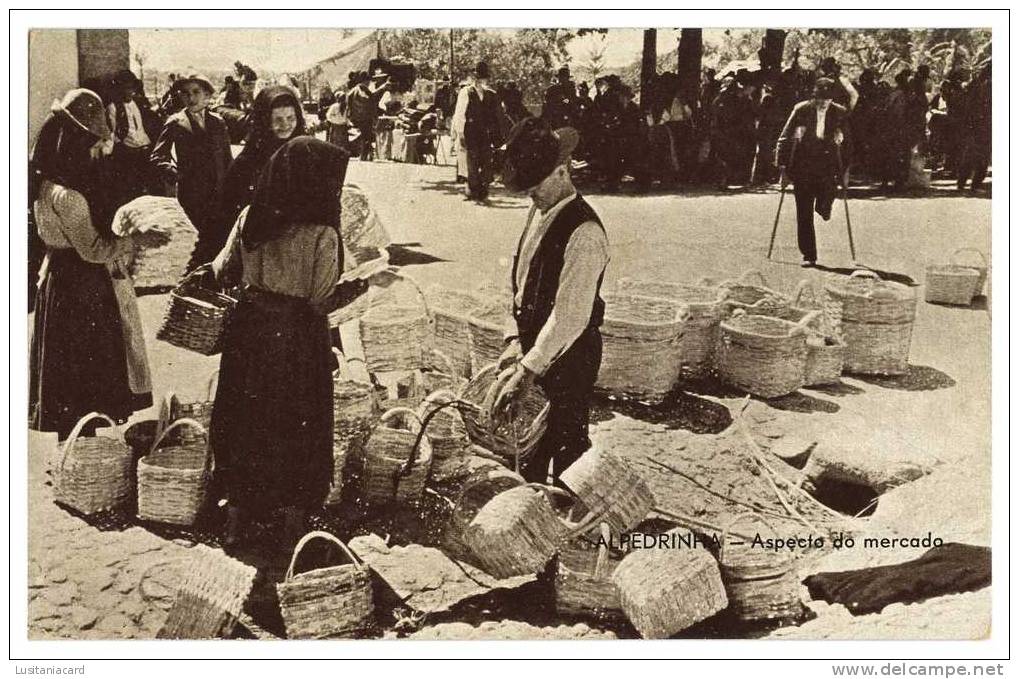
492,117,609,484
775,77,851,267
150,73,233,272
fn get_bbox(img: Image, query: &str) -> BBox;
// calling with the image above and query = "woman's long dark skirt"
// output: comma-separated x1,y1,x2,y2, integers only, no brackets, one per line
30,249,149,438
210,291,333,517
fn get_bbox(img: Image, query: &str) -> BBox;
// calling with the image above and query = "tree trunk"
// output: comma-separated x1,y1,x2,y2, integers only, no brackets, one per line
759,29,787,72
676,28,703,106
640,28,657,111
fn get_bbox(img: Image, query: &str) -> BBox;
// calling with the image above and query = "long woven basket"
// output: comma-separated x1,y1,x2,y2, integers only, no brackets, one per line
361,407,433,505
417,389,471,483
616,278,728,379
611,530,729,638
951,247,988,295
719,514,802,623
137,418,211,526
715,311,813,398
327,350,377,506
560,446,654,535
156,269,236,356
55,412,133,515
555,523,625,622
824,270,917,376
277,531,374,639
596,293,689,402
925,264,980,306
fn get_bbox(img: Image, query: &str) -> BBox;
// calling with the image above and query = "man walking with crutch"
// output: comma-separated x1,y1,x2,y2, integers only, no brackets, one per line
775,78,850,267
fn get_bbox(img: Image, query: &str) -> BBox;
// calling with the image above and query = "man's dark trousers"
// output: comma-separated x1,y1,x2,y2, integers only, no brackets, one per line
466,144,492,200
792,174,836,262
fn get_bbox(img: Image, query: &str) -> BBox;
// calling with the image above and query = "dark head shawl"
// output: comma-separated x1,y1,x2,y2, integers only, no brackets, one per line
241,136,350,250
242,84,307,155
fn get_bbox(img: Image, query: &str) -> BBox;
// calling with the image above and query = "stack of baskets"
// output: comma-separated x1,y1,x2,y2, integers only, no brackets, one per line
925,264,981,306
137,418,212,526
276,531,374,639
111,196,198,290
560,446,654,535
426,285,493,379
466,305,511,376
359,303,432,372
715,310,813,398
555,522,626,622
824,270,917,376
360,407,432,505
327,351,376,506
616,278,729,380
157,269,237,356
55,412,133,515
417,389,471,483
596,293,689,402
340,184,391,266
718,514,803,623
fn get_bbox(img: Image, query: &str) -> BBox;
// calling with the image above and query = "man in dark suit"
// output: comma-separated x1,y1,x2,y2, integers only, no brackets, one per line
776,77,850,267
454,61,502,202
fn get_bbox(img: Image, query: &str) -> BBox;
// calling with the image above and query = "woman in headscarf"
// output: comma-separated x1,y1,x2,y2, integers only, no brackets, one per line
209,136,349,548
30,89,152,438
218,85,306,236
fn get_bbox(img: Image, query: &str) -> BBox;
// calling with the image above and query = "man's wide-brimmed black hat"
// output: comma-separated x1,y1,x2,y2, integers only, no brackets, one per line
475,61,491,80
813,77,837,100
501,117,579,193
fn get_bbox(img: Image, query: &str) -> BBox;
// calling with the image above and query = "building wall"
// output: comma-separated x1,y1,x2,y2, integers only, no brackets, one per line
76,29,130,84
28,29,78,149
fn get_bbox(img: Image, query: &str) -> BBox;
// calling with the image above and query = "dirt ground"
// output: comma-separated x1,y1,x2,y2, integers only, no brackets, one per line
26,158,992,640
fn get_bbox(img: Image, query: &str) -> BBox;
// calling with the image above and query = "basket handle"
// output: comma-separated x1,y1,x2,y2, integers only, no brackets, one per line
592,522,612,580
524,483,603,539
205,370,220,401
146,417,211,471
793,310,822,333
422,388,459,407
284,530,364,581
951,248,987,268
158,392,177,434
388,268,431,319
426,348,456,376
738,270,770,287
792,279,815,308
60,411,117,473
849,269,880,281
719,511,778,562
380,406,423,433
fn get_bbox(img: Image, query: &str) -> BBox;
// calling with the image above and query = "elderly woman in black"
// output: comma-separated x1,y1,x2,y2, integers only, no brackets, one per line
210,136,349,547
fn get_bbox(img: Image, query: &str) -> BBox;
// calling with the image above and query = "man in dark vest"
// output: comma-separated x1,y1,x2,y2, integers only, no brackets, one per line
493,117,609,483
453,61,502,202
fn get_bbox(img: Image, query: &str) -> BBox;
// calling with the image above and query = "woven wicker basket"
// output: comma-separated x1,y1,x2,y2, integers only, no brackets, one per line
925,264,980,306
277,531,374,639
560,446,654,535
457,363,549,469
361,407,433,505
112,196,198,290
761,280,825,330
164,371,219,435
442,464,526,560
824,270,917,376
715,311,814,398
421,348,467,395
137,418,212,525
55,412,133,515
719,514,802,622
426,286,497,379
804,332,846,386
417,389,471,483
327,350,377,506
714,271,791,316
952,247,988,295
616,278,728,379
360,303,432,372
555,522,626,622
157,545,257,639
596,293,689,402
611,530,729,638
156,269,237,356
466,306,511,377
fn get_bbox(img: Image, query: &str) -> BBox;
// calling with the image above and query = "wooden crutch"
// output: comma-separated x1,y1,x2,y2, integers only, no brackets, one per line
766,127,803,260
835,141,857,263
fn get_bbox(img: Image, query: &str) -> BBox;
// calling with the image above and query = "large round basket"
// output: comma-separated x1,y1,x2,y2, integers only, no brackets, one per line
457,363,549,470
560,446,654,535
715,270,790,316
327,351,377,506
417,389,471,483
360,303,432,372
361,407,433,505
137,418,212,526
442,465,526,561
925,264,980,306
823,270,917,376
611,530,729,638
715,311,814,398
719,514,803,623
951,247,988,295
156,269,237,356
616,278,728,379
555,522,626,622
596,293,689,402
55,412,133,515
276,531,374,639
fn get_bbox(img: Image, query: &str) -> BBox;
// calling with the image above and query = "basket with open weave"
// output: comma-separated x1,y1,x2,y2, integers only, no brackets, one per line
55,412,133,515
596,293,689,402
611,529,729,638
137,418,212,526
925,264,981,306
823,270,917,376
719,513,803,623
326,350,376,506
560,446,654,535
457,363,549,470
713,270,791,317
951,247,988,296
156,545,257,639
276,531,374,639
157,269,237,356
441,464,526,562
715,310,814,398
360,407,433,505
360,303,432,372
555,522,626,622
616,278,729,379
417,389,471,483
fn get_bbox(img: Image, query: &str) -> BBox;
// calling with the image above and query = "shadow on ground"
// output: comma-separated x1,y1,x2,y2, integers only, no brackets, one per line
851,364,956,392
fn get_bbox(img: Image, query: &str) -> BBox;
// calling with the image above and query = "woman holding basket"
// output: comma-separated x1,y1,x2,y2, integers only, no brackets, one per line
209,136,350,548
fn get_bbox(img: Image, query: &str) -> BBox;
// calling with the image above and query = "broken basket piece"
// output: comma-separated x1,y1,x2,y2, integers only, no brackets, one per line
555,522,626,622
361,407,433,505
611,529,728,639
276,531,374,639
55,411,133,516
560,446,654,535
157,545,257,639
718,513,803,623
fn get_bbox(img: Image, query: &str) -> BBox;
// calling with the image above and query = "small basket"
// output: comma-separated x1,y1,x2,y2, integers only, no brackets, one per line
327,350,376,506
361,407,433,505
555,522,626,622
360,303,432,372
156,269,237,356
560,446,654,535
457,363,550,470
417,389,471,483
715,310,814,398
596,293,689,402
137,418,212,526
715,270,791,316
719,513,803,623
276,531,374,639
804,332,846,386
925,264,980,306
611,529,729,638
616,278,728,379
164,371,219,434
951,247,988,295
824,270,917,376
55,412,133,515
